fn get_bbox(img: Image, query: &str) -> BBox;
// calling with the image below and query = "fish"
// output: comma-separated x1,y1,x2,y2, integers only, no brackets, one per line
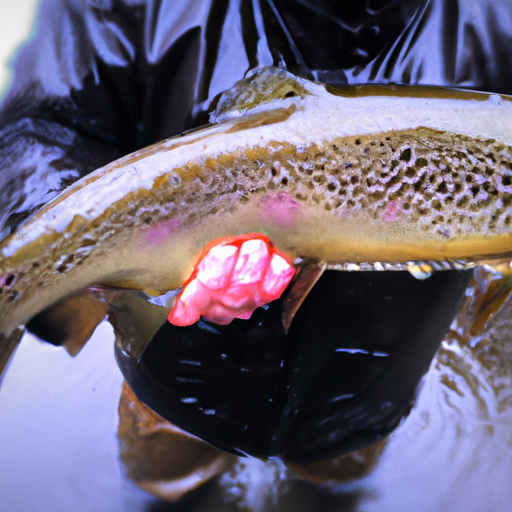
1,66,512,374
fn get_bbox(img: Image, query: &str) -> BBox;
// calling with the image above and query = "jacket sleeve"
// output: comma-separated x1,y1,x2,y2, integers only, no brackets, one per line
0,0,141,238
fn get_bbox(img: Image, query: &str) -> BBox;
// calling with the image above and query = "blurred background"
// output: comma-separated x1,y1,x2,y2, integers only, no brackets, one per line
0,0,39,98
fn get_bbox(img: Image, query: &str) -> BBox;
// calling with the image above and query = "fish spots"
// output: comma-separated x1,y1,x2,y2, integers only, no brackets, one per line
400,147,412,162
141,129,512,242
0,273,16,290
55,254,75,273
0,274,21,302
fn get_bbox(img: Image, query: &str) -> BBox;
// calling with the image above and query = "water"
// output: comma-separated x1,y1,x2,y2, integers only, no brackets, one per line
1,272,512,511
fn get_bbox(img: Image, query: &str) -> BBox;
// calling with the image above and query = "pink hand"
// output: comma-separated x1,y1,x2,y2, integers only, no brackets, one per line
168,234,296,326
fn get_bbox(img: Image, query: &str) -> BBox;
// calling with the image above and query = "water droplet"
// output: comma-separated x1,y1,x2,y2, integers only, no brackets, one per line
169,173,182,187
372,351,390,357
175,377,203,383
180,397,198,404
178,359,202,366
489,93,503,105
336,347,370,355
408,263,433,280
146,288,180,307
328,393,355,404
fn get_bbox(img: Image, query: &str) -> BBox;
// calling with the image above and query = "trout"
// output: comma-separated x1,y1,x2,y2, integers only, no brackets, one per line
1,67,512,367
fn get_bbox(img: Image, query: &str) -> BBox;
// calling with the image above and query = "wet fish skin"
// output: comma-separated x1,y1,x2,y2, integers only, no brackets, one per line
1,67,512,342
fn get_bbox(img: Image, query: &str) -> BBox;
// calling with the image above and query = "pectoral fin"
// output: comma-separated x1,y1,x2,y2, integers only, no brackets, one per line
109,292,172,361
26,289,111,356
469,265,512,337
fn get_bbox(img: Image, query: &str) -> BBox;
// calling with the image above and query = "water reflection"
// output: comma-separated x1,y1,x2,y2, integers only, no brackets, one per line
1,273,512,511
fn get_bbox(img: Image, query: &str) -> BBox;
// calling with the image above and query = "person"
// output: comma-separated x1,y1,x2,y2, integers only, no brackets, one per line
2,0,512,240
1,0,512,503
